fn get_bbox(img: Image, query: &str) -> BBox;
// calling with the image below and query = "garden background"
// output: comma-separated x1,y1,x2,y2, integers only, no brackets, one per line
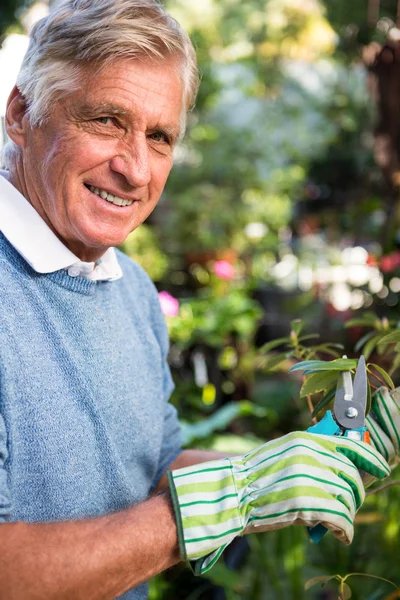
2,1,400,598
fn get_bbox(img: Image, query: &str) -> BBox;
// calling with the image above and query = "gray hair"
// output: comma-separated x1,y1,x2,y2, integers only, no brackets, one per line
2,0,199,168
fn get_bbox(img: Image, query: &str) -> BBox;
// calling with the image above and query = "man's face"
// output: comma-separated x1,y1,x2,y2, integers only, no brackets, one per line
17,56,183,261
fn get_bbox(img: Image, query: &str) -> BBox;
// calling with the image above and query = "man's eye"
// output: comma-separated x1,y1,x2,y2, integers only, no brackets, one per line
149,131,169,144
95,117,113,125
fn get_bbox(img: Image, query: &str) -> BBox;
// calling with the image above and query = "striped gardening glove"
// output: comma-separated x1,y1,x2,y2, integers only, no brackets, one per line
167,431,389,575
364,386,400,486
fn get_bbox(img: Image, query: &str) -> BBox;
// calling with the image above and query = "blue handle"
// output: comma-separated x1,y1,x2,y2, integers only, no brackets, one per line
307,410,341,437
307,411,368,543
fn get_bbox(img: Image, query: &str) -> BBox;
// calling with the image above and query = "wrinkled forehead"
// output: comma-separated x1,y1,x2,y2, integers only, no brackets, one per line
54,58,186,138
74,55,186,128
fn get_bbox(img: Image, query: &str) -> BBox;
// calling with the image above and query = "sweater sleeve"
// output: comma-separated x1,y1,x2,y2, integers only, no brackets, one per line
0,412,12,523
148,284,183,489
117,253,184,488
152,361,183,486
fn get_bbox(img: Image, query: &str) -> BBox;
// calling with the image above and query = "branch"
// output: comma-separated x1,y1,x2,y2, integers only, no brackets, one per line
366,479,400,496
306,394,317,425
368,0,380,26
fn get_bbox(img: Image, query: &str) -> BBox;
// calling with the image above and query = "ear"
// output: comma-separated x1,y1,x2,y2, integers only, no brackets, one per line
5,86,29,148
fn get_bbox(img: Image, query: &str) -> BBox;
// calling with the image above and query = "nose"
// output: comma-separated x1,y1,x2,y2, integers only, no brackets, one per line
110,135,151,188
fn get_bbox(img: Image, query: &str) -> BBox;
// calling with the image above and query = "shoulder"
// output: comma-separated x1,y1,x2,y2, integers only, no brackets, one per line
0,233,30,281
115,249,159,299
115,249,169,351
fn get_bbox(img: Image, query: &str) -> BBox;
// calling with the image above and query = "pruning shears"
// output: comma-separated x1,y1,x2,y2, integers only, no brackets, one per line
307,355,370,543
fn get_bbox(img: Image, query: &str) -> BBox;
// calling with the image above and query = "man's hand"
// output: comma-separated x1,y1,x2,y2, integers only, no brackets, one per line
168,431,389,575
365,386,400,485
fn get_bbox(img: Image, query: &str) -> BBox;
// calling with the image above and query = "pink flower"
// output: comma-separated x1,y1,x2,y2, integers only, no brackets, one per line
158,291,179,317
213,260,235,280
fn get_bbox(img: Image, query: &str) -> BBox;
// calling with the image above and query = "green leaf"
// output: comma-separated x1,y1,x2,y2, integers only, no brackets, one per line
354,330,378,352
290,358,357,373
377,330,400,350
312,387,336,418
345,313,380,328
180,401,269,446
311,343,343,358
259,337,290,354
341,582,352,600
300,371,339,398
377,338,400,356
304,575,337,590
290,319,303,336
298,334,320,342
261,352,291,372
366,381,372,415
345,319,370,328
389,352,400,376
362,333,384,361
312,343,344,350
368,363,395,390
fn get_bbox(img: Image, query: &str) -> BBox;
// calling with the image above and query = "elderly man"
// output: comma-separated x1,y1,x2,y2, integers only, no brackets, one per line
0,1,398,599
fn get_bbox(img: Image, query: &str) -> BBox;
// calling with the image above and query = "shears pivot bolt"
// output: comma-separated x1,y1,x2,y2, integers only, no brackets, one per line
345,407,358,419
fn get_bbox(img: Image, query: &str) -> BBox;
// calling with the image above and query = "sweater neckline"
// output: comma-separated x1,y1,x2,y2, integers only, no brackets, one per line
0,233,98,295
47,270,97,295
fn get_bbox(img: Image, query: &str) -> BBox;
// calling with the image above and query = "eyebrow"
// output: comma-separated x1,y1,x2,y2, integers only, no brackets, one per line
79,102,128,117
79,102,181,143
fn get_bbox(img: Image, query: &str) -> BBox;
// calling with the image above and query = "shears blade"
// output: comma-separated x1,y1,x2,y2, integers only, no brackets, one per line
333,355,367,431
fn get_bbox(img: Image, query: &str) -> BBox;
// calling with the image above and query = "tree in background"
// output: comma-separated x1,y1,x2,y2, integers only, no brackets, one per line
0,0,32,39
319,0,400,253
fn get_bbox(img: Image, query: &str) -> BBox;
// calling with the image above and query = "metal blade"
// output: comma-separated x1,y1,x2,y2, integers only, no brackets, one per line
352,355,368,412
333,356,367,430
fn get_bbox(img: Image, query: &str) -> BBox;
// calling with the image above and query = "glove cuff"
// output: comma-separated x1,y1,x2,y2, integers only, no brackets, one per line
167,458,243,573
167,470,187,561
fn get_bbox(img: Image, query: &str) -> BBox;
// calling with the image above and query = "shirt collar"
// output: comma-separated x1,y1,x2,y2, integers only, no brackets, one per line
0,172,123,281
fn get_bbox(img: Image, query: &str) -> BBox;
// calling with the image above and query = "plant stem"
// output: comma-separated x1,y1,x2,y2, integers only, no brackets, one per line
342,572,397,588
366,479,400,496
301,373,317,423
367,369,386,388
306,394,317,424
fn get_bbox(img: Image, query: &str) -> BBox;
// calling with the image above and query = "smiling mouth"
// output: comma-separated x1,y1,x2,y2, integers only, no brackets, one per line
85,184,134,207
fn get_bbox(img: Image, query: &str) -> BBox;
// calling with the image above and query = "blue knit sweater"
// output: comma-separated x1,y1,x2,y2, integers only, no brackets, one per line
0,232,182,600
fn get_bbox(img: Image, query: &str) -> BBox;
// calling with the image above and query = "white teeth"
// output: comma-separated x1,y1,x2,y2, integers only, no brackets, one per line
88,185,133,207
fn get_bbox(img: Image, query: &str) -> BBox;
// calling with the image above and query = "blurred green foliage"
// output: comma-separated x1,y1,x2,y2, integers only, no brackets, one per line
3,0,400,598
147,0,400,598
119,224,169,282
0,0,32,38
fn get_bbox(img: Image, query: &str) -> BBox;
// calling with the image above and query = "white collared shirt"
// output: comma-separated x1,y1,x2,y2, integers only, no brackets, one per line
0,171,123,281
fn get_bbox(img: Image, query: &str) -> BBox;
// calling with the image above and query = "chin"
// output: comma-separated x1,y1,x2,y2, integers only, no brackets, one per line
78,222,132,249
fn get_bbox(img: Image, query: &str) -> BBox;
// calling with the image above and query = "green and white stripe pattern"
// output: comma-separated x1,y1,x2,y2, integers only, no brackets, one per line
168,431,389,574
364,386,400,486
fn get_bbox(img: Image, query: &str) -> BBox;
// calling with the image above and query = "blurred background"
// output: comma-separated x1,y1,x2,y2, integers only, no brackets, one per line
2,1,400,598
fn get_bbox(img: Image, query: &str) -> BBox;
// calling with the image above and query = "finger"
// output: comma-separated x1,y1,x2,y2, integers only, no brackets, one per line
372,387,400,453
248,470,358,518
333,436,391,479
366,413,396,464
245,494,355,545
391,387,400,410
324,503,354,545
338,469,364,511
